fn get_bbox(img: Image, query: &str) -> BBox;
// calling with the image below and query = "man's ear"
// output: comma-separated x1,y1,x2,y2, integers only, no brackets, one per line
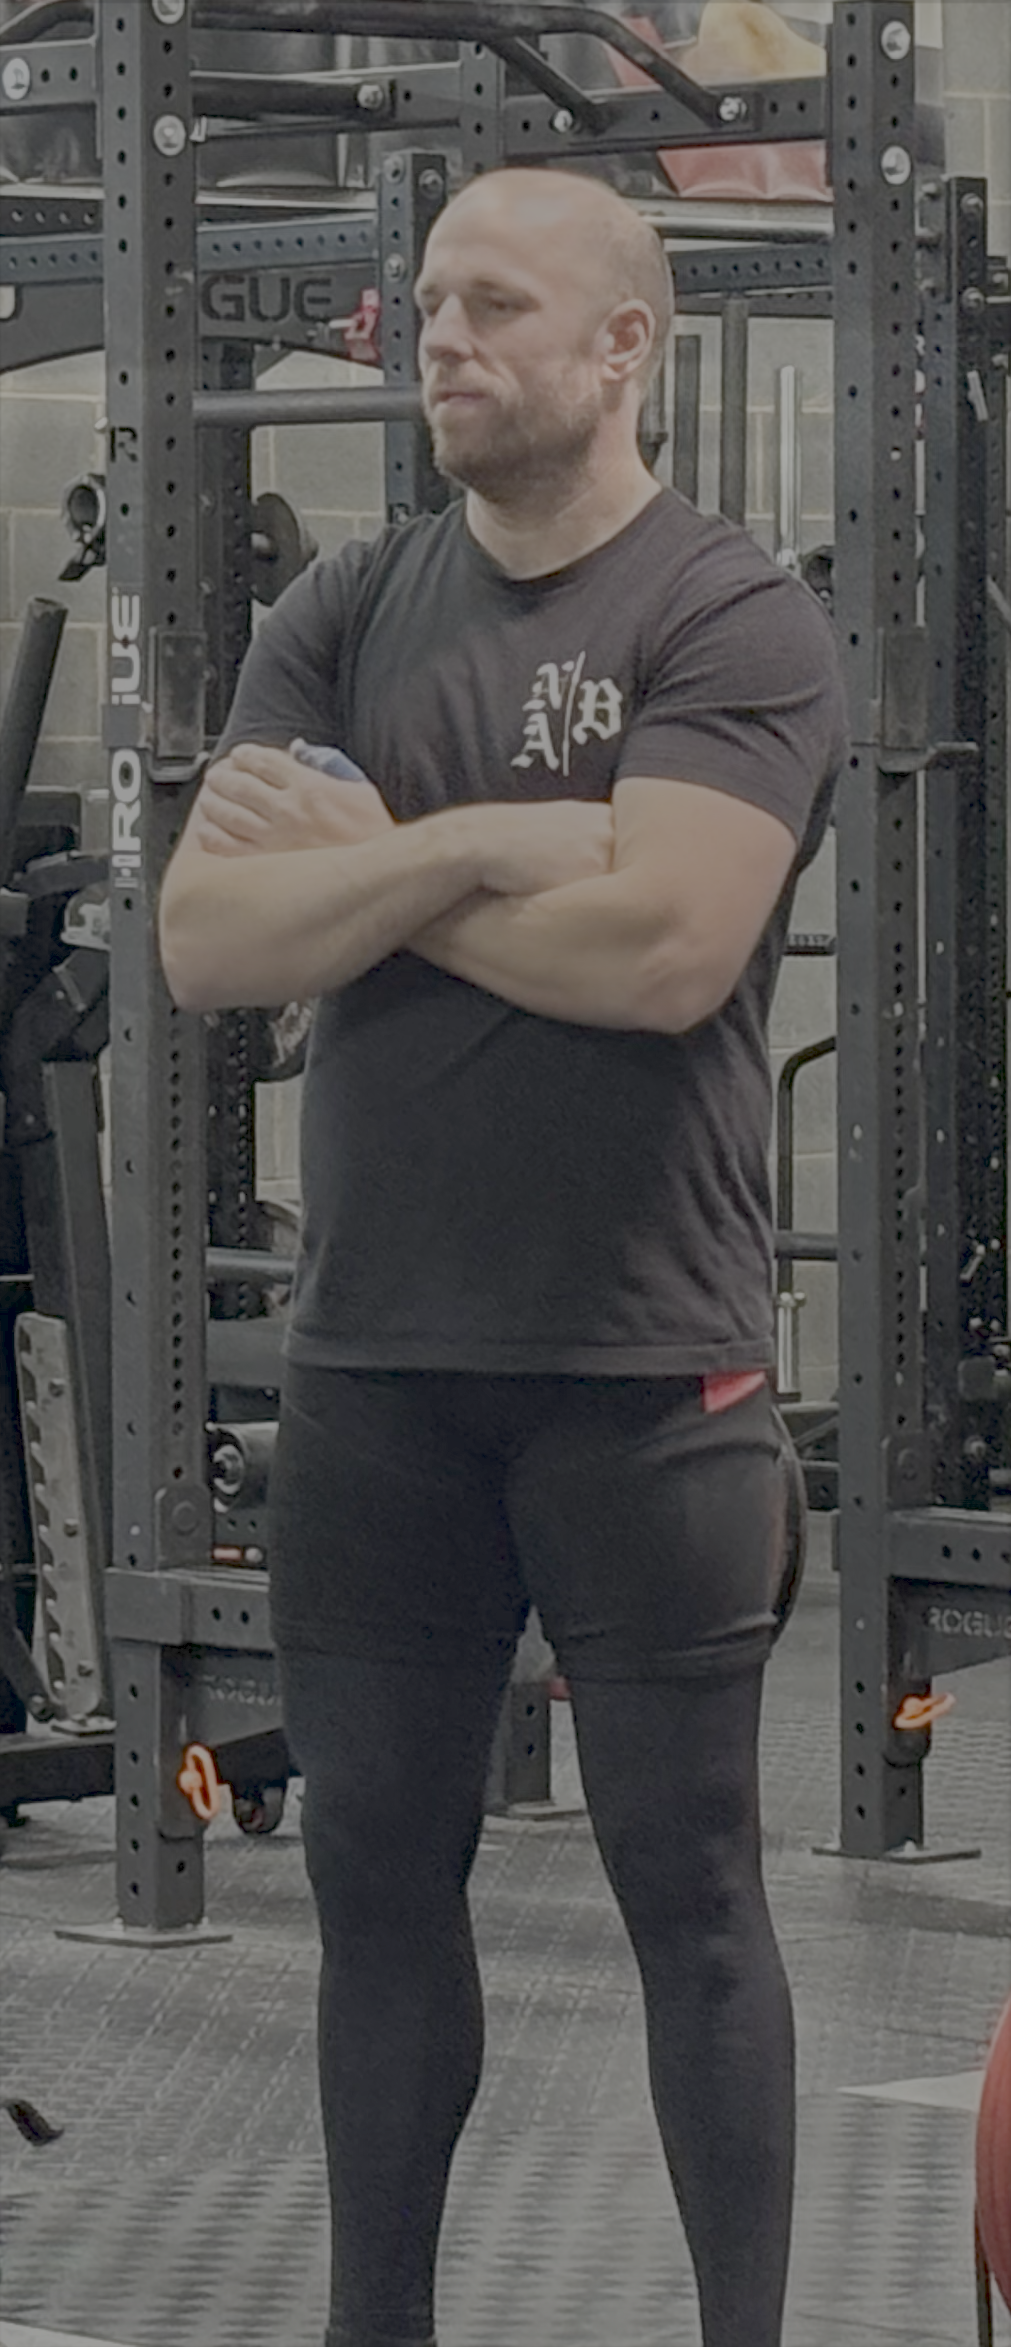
601,300,656,386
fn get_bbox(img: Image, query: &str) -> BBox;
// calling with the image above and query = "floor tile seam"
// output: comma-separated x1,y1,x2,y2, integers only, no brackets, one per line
0,2327,145,2347
785,2312,975,2347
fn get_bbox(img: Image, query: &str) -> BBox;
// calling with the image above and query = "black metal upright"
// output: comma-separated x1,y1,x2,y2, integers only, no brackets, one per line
922,178,1004,1511
100,0,213,1931
378,147,448,523
831,1,927,1857
198,338,275,1326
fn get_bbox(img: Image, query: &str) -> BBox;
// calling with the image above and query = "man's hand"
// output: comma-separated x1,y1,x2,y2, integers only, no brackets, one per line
192,741,615,897
193,743,393,857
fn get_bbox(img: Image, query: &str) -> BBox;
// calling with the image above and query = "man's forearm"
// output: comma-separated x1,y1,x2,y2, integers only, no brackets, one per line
409,870,669,1032
159,808,486,1011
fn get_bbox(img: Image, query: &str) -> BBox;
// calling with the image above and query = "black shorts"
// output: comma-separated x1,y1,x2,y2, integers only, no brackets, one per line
266,1366,787,1683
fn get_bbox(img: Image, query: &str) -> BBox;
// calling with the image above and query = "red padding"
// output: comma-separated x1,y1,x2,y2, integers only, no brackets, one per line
977,1992,1011,2315
615,15,831,204
702,1370,766,1414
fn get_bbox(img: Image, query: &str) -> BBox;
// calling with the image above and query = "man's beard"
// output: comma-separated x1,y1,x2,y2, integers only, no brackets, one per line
429,389,601,505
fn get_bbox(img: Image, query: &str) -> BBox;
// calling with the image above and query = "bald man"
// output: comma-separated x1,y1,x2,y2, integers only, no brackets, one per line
161,170,846,2347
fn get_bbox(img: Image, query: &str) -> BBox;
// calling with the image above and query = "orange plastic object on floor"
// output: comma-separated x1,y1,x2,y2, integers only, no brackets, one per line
977,1992,1011,2318
177,1742,223,1824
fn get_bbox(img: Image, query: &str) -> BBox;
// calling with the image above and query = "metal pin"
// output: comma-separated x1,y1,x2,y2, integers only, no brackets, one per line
880,21,912,61
881,146,912,187
153,115,187,158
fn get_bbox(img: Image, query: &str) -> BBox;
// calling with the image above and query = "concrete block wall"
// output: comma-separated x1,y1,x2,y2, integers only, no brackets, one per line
253,349,385,563
942,0,1011,263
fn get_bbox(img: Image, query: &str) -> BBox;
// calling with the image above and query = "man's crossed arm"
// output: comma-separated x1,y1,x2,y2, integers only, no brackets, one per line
159,740,796,1037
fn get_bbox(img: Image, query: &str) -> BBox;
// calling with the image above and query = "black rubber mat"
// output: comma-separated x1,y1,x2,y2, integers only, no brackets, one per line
0,2098,999,2346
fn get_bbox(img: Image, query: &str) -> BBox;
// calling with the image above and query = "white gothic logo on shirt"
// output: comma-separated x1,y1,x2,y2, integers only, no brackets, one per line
510,655,623,778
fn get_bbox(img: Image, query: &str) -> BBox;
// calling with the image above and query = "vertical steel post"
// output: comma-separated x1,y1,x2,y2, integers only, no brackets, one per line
773,364,803,574
379,149,449,525
983,366,1008,1333
199,342,253,743
923,179,1001,1505
198,343,274,1322
458,40,507,175
673,332,702,504
719,296,749,524
101,0,212,1929
831,2,926,1856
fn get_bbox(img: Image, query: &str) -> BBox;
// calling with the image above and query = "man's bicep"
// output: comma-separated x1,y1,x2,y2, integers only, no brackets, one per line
611,773,797,1022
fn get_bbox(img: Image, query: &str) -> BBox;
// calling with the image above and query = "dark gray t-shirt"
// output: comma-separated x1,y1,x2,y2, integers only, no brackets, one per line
217,489,847,1375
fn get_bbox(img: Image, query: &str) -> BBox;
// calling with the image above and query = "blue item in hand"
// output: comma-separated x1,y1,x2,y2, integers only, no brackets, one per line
291,738,368,783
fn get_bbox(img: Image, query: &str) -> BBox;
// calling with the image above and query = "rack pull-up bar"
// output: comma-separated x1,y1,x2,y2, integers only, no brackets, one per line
189,1,727,127
0,0,89,35
194,385,423,427
190,50,599,128
0,0,726,130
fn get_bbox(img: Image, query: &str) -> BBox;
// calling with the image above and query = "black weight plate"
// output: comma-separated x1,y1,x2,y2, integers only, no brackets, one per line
250,492,318,608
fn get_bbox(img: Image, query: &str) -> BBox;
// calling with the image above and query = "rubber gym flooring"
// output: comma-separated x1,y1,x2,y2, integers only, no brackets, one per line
1,1520,1009,2347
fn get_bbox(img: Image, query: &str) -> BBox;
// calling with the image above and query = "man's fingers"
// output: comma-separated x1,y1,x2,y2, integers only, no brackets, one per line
197,789,271,844
228,742,300,788
194,823,261,858
205,766,279,819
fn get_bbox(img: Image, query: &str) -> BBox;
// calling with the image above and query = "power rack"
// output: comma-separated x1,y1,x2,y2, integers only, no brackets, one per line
0,1,1008,1928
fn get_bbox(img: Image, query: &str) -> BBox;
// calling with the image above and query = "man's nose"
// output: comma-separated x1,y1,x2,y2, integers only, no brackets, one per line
420,296,473,360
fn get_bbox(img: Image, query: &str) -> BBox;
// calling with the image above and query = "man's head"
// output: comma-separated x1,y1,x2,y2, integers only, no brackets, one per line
415,169,673,507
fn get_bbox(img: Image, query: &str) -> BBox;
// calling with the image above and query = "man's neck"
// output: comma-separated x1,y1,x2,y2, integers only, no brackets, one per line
465,461,663,581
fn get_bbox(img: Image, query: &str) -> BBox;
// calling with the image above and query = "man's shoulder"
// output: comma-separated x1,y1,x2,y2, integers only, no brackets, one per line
646,492,842,670
310,504,462,600
647,490,817,603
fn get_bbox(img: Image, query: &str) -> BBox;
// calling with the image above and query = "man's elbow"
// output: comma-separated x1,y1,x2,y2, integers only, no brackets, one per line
159,938,210,1016
162,960,214,1016
157,878,217,1014
635,937,739,1037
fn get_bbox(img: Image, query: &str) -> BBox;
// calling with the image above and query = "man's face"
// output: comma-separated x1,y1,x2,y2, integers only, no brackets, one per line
416,197,610,502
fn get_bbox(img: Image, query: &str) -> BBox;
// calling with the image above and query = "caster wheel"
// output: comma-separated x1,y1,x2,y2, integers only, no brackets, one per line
232,1783,287,1836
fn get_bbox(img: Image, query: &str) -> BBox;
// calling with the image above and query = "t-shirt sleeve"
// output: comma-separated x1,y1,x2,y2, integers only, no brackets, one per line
617,557,848,856
212,537,377,760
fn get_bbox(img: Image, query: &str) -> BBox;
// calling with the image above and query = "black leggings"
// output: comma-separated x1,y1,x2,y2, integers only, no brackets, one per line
271,1371,795,2347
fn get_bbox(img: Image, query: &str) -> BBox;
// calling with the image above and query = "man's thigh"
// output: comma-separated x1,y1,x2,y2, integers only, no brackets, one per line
504,1379,785,1681
266,1363,527,1663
